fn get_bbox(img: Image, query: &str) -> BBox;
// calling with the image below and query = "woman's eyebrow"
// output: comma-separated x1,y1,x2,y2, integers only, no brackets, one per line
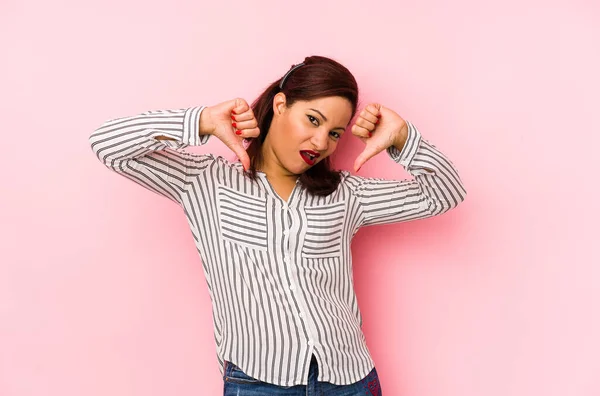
309,108,345,131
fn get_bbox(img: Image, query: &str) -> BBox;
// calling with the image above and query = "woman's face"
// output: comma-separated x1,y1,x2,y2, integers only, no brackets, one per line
263,93,353,176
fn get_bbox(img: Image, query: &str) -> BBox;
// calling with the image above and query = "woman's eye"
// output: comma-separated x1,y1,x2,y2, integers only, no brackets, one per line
307,115,340,139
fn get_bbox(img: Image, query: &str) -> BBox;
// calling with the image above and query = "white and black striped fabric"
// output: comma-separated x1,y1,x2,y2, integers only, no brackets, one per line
89,106,466,386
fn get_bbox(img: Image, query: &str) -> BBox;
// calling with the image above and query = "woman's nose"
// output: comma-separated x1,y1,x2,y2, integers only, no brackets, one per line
310,130,329,151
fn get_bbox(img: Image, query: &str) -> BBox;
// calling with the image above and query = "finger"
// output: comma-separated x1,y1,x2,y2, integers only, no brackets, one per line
353,145,380,172
231,109,256,122
234,127,261,139
231,117,258,131
359,107,379,125
351,123,372,139
232,98,250,115
353,117,376,134
364,103,382,119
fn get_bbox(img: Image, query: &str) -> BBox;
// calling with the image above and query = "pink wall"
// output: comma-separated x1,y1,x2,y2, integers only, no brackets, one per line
2,1,599,395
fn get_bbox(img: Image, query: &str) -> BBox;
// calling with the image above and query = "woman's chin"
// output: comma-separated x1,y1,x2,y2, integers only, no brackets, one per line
288,166,308,176
282,153,322,175
283,159,311,175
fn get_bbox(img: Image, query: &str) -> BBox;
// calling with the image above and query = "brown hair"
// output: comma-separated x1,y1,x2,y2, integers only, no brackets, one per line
246,55,359,196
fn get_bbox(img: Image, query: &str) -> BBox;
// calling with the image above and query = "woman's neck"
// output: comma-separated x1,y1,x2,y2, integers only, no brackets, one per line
258,141,299,184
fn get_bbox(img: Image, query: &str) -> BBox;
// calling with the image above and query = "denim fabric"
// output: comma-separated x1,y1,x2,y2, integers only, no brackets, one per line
223,355,382,395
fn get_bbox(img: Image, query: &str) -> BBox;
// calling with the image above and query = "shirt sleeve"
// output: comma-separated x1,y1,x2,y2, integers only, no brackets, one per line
89,106,214,204
350,120,467,228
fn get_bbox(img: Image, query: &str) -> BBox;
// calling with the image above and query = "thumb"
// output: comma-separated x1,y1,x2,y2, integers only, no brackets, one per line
220,134,250,171
353,145,379,172
230,140,251,171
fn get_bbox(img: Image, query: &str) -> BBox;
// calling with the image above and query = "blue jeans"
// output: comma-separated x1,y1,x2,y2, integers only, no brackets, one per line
223,355,382,395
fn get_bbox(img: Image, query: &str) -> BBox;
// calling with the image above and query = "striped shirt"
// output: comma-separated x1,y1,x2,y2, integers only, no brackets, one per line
89,106,466,386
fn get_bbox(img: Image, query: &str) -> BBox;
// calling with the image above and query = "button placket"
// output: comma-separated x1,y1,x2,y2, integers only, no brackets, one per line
282,202,319,347
283,204,297,300
282,202,291,262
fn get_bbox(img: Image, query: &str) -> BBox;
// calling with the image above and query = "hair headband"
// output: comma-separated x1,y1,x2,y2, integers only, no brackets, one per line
279,62,305,89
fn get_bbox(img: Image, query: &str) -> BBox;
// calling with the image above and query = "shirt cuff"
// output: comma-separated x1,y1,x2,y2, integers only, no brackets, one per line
183,106,211,146
386,120,421,167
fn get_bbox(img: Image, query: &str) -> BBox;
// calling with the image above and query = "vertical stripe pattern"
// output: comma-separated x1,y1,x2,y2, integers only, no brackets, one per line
89,106,467,387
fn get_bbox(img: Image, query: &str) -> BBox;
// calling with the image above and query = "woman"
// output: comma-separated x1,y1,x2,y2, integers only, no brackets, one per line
89,55,466,395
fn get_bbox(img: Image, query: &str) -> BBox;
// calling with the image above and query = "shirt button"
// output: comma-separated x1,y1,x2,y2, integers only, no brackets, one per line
307,339,314,346
289,284,295,290
299,312,304,318
284,257,290,263
282,204,288,210
283,229,289,236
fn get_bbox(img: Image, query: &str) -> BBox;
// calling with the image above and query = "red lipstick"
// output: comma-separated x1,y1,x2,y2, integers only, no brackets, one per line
299,150,320,166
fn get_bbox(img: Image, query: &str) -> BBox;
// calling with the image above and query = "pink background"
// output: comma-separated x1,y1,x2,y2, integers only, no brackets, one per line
1,1,599,395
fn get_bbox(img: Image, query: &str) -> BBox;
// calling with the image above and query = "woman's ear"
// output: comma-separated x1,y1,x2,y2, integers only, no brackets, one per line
273,92,286,116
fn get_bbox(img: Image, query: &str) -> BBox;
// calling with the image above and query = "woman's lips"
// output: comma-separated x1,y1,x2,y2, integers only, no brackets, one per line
299,150,319,166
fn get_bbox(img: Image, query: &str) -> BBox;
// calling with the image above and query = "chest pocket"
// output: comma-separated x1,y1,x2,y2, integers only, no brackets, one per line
217,184,268,251
302,201,346,259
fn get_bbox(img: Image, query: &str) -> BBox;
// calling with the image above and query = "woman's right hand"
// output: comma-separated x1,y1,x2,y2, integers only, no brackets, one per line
200,98,260,171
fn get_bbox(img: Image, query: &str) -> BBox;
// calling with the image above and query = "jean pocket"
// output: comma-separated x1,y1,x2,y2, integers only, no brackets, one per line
357,366,381,396
223,361,262,384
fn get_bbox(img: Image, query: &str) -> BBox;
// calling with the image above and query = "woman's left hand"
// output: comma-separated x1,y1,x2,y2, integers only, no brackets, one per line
351,103,408,172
